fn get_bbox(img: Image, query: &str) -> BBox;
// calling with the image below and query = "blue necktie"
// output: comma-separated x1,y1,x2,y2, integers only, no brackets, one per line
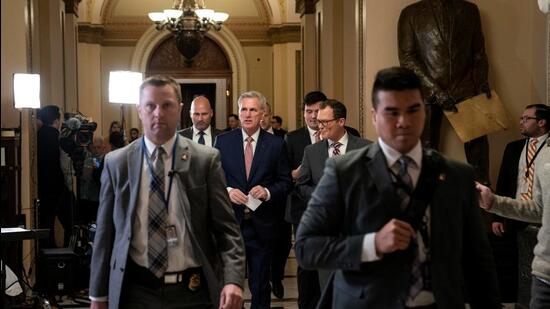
197,130,205,145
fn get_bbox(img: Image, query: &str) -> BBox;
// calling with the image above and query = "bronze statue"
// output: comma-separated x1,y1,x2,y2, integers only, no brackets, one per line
398,0,491,183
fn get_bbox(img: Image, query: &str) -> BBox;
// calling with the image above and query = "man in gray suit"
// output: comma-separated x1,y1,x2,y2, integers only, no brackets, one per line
90,76,245,309
295,67,500,308
179,95,222,147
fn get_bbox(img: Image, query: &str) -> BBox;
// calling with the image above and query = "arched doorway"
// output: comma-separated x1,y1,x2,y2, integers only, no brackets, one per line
146,36,232,130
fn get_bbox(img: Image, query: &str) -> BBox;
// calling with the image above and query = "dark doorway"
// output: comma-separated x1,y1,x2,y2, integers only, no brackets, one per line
179,83,216,129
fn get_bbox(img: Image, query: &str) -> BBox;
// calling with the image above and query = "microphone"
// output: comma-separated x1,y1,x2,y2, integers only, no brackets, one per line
66,117,81,131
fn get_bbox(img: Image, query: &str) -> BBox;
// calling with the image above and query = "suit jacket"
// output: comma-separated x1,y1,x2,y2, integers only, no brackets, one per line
90,137,245,309
296,135,370,214
295,143,500,309
492,139,527,227
284,127,313,224
179,126,222,147
273,128,286,138
215,129,292,240
37,125,65,201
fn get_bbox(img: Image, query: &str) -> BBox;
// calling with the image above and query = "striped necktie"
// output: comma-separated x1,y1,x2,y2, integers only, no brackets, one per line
521,138,538,200
331,142,342,156
148,146,168,278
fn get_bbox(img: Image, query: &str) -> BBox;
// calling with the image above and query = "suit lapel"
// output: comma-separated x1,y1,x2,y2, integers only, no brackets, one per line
234,130,247,183
127,139,144,221
365,144,403,218
173,137,193,230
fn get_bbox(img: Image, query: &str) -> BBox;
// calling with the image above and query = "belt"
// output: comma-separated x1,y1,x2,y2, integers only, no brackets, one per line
125,258,203,291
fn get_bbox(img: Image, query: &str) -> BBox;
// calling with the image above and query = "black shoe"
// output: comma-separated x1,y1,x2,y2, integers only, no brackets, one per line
272,280,284,299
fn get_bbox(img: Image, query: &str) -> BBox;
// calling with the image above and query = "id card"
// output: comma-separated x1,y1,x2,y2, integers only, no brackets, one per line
165,225,178,247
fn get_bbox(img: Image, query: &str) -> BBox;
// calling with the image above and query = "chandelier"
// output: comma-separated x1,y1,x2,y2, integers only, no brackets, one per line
148,0,229,66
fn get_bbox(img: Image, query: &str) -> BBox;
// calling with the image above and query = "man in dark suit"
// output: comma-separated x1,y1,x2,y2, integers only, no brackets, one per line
295,67,500,308
37,105,65,248
215,91,292,309
271,116,287,136
259,102,291,299
178,95,222,147
296,99,370,296
90,76,245,309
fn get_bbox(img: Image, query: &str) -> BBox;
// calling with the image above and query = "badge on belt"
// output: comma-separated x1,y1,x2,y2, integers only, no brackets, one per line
188,273,201,291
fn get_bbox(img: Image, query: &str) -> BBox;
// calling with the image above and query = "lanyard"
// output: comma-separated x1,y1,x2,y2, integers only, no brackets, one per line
142,135,178,208
524,136,549,178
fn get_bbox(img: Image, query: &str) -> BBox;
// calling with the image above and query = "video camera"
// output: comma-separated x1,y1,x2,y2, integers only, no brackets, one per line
59,113,97,176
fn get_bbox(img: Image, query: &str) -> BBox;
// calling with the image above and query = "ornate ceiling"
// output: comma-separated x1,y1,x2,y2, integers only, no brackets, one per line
78,0,300,45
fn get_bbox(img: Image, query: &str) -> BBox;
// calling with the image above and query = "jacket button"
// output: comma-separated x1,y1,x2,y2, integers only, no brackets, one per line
120,267,124,272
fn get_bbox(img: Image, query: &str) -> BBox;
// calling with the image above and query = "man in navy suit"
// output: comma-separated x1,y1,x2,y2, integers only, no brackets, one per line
215,91,292,309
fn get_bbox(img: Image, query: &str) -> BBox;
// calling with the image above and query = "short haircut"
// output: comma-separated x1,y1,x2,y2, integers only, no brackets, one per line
38,105,61,126
140,75,182,103
237,91,267,111
130,127,139,134
228,113,239,120
371,67,423,110
303,91,327,110
319,99,347,120
272,116,282,124
191,95,212,109
526,104,550,129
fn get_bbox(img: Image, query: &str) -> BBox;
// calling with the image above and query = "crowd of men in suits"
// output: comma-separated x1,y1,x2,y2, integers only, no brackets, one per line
89,67,549,309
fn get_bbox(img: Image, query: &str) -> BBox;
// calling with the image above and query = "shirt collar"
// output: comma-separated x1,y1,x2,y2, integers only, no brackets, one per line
193,125,212,136
143,133,177,158
306,126,319,137
532,132,549,144
378,137,422,169
242,127,261,142
328,132,349,147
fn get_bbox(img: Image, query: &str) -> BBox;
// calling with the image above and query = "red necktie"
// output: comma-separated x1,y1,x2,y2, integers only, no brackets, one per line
245,136,253,179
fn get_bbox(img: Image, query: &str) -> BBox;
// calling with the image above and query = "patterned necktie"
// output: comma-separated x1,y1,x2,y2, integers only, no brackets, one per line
522,138,538,200
197,130,205,145
245,136,254,179
395,156,414,210
313,130,321,143
148,146,168,278
331,142,342,156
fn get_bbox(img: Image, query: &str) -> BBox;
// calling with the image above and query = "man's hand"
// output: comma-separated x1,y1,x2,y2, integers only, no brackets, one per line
249,185,268,200
475,182,495,211
229,188,248,205
90,301,108,309
218,284,243,309
491,222,505,237
291,166,301,180
374,219,415,255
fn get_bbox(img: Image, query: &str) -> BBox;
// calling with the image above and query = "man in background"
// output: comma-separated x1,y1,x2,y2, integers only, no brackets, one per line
37,105,65,248
129,128,140,143
179,95,222,147
225,114,240,131
271,116,287,136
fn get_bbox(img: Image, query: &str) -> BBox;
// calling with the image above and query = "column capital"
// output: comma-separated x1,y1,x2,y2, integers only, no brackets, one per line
295,0,319,16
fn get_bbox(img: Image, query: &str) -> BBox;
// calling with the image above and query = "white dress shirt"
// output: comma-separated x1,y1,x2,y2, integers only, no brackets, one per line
307,126,320,144
129,134,199,272
226,128,271,201
192,125,214,147
327,132,349,158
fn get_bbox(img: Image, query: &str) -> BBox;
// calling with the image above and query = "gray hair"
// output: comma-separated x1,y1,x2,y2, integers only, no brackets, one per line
237,91,267,111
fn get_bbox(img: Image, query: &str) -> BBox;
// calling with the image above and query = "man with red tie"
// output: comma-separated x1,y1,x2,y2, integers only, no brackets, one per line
215,91,292,309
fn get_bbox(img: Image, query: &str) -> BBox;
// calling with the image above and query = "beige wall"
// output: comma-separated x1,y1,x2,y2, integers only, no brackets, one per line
273,42,300,131
242,45,274,110
362,0,548,185
1,0,27,128
78,43,103,127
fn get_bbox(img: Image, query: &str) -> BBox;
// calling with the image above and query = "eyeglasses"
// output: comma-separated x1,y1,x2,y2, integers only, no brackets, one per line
317,119,337,127
519,116,539,122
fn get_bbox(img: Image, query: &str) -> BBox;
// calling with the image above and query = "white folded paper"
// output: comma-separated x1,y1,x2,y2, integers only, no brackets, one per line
246,194,263,211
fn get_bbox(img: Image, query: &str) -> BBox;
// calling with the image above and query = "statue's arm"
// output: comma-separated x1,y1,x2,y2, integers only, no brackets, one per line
470,5,490,97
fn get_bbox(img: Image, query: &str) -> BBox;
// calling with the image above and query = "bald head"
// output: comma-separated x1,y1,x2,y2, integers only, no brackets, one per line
190,96,214,131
